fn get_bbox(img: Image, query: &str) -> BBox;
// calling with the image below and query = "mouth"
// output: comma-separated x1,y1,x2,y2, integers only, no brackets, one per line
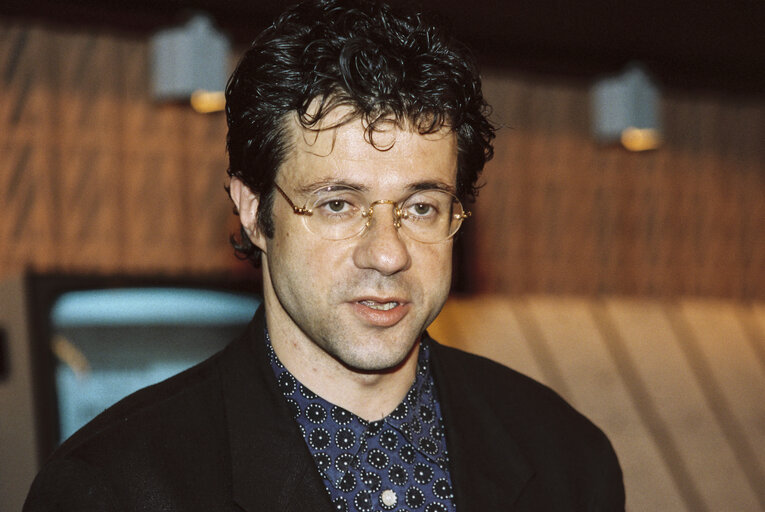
358,300,400,311
352,298,410,327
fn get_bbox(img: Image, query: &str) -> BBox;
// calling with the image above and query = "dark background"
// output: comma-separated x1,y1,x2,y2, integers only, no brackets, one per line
2,0,764,95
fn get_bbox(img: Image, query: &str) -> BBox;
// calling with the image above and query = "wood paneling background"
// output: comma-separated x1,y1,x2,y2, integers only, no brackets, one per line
0,20,240,278
471,73,764,298
1,19,763,298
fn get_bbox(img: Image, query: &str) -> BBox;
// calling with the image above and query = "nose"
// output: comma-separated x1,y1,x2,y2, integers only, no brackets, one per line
352,203,411,275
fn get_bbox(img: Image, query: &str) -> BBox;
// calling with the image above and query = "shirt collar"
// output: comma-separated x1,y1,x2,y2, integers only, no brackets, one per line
265,330,447,478
382,340,444,459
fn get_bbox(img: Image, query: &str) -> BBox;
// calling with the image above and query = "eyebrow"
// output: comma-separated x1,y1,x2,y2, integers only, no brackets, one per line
296,179,369,194
296,178,456,196
409,181,457,195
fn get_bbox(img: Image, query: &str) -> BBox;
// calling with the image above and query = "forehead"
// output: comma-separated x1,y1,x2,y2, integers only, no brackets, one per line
279,109,458,191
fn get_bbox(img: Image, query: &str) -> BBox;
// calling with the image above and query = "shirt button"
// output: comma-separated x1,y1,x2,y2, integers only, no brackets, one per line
381,489,397,507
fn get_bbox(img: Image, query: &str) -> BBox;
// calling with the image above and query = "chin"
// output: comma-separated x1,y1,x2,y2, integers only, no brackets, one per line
333,339,419,374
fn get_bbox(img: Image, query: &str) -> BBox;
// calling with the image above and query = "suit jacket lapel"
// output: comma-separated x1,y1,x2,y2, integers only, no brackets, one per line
219,308,334,512
431,339,535,510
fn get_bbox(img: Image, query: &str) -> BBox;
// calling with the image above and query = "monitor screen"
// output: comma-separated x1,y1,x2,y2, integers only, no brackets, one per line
49,288,260,441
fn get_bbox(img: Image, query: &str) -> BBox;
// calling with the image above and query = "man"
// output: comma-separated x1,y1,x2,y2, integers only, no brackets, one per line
25,0,624,510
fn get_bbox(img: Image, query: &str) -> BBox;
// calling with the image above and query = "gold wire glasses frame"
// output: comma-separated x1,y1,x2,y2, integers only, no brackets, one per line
274,183,471,243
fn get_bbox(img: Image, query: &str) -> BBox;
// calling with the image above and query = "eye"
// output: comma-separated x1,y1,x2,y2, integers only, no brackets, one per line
406,201,438,220
318,199,351,214
314,195,361,219
327,200,347,213
312,185,366,211
412,203,433,216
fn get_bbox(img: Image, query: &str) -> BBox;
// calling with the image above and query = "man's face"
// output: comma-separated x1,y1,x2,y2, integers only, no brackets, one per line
240,111,458,374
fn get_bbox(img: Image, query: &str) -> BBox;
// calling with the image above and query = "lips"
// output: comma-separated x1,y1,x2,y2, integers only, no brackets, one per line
352,298,409,327
359,300,399,311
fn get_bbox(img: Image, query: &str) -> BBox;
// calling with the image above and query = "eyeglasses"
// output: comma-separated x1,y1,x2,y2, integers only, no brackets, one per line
274,183,470,243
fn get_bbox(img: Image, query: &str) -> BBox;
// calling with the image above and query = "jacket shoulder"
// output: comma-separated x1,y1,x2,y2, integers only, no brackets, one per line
25,343,239,511
53,346,226,459
430,340,624,509
431,341,579,418
25,315,271,511
434,342,594,427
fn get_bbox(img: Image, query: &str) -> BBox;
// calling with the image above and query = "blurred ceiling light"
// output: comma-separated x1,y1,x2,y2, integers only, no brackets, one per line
190,90,226,113
150,14,230,104
621,127,661,152
591,64,662,151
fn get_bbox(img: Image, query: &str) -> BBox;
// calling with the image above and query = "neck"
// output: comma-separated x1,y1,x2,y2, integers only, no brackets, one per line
265,311,420,422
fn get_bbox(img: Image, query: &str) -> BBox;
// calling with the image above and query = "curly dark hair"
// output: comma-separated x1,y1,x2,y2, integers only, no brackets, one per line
226,0,495,264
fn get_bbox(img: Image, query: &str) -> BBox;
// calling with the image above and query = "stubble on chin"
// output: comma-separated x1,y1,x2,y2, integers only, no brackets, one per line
304,306,420,374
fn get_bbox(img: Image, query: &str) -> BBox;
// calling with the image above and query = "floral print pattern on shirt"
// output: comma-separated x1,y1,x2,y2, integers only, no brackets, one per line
266,331,456,512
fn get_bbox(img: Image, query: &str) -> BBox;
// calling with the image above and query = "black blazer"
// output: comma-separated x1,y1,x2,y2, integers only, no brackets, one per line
25,307,624,511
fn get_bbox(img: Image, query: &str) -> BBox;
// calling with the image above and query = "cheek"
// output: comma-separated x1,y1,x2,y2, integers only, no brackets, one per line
273,233,349,280
413,243,453,282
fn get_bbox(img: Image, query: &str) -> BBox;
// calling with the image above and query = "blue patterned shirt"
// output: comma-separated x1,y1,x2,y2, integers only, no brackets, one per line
266,331,457,512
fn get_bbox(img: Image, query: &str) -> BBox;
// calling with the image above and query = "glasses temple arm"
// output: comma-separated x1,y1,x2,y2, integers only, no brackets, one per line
275,184,312,215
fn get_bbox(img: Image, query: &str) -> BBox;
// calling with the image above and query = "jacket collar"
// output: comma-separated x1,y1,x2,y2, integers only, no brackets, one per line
220,307,334,512
430,338,535,510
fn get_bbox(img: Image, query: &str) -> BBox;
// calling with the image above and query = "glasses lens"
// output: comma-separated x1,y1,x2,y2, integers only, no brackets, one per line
306,188,368,240
400,190,465,243
301,187,467,242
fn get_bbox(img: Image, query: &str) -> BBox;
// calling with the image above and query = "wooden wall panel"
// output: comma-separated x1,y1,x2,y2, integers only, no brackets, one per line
470,71,765,299
1,26,58,273
0,19,238,278
0,19,763,296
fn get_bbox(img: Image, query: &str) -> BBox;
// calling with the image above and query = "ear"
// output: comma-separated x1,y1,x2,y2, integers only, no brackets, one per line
229,177,267,252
